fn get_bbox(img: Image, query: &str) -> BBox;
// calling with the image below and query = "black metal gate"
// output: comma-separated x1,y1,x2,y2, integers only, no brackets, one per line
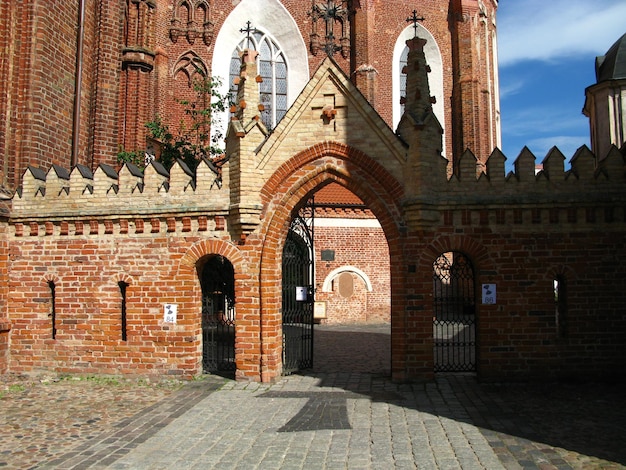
282,198,315,375
200,256,236,374
432,252,476,372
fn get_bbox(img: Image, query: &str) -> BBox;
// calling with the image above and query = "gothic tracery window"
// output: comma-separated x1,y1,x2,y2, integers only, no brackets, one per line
174,51,208,87
229,31,288,130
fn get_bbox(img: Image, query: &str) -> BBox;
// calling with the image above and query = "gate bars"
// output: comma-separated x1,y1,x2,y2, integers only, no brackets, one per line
432,252,476,372
282,198,315,375
201,256,236,374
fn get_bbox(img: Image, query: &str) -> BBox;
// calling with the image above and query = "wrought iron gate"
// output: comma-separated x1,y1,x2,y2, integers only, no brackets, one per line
433,252,476,372
201,256,236,374
282,198,315,375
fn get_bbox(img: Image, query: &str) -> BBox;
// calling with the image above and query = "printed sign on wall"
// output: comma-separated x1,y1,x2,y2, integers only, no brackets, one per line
482,284,496,304
164,304,178,323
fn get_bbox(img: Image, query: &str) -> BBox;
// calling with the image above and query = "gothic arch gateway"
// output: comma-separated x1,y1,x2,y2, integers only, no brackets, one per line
256,144,404,380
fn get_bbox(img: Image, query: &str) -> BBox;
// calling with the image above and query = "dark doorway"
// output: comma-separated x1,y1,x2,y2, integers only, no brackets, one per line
282,199,315,375
432,252,477,372
200,255,236,375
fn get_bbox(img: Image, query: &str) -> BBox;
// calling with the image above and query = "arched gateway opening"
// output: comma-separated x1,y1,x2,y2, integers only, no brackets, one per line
432,252,477,372
260,142,405,382
198,255,236,376
280,184,392,377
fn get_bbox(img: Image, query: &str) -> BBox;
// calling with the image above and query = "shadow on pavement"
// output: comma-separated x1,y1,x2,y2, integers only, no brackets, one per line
302,324,626,467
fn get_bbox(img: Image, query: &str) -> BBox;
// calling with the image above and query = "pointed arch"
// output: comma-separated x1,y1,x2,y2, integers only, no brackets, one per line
196,1,210,24
255,142,406,381
261,142,405,219
173,0,192,23
173,51,208,86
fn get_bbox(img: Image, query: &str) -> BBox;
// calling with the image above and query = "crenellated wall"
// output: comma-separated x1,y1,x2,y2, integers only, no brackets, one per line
4,140,626,381
13,159,230,220
12,144,625,226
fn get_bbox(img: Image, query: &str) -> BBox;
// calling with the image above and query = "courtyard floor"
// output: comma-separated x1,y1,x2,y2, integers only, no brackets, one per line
1,323,625,469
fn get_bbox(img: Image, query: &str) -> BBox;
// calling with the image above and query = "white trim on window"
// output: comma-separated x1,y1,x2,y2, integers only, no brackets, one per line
392,24,446,158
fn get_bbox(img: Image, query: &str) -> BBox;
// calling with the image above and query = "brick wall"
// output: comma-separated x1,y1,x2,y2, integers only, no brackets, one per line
0,214,8,373
315,224,390,324
6,220,255,378
4,142,626,382
411,216,626,381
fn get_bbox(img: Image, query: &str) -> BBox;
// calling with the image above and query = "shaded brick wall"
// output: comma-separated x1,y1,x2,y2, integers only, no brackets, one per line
410,216,626,381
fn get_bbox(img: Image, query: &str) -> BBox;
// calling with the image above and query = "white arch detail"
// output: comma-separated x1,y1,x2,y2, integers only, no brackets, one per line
211,0,309,135
392,24,446,158
321,266,373,293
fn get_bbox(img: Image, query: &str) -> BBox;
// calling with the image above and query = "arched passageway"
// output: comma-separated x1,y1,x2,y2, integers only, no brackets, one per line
281,183,392,377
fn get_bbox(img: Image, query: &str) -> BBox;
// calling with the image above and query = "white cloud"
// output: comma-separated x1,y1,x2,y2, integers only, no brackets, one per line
498,0,626,67
498,78,526,99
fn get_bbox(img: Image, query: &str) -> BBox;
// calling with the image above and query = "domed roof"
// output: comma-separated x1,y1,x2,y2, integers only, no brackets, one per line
596,32,626,83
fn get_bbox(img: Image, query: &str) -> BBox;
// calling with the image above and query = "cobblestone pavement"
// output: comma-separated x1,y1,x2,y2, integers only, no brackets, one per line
1,324,625,469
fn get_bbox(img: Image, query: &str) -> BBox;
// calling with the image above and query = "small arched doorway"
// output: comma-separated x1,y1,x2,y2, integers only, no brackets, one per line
199,255,236,374
432,251,476,372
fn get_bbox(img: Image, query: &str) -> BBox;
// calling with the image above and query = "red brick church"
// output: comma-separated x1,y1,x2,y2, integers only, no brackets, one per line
0,0,625,383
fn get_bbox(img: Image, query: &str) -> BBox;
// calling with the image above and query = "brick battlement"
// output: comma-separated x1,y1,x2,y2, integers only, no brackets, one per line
11,144,624,224
437,145,625,204
12,159,230,220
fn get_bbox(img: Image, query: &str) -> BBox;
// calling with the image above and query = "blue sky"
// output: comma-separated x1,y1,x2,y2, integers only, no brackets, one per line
497,0,626,168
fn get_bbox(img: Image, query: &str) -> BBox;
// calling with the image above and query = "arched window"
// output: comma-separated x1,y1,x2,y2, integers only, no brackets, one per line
229,30,288,130
393,24,446,157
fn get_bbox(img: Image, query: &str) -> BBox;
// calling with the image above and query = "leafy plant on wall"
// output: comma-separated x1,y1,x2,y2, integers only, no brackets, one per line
118,75,230,172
